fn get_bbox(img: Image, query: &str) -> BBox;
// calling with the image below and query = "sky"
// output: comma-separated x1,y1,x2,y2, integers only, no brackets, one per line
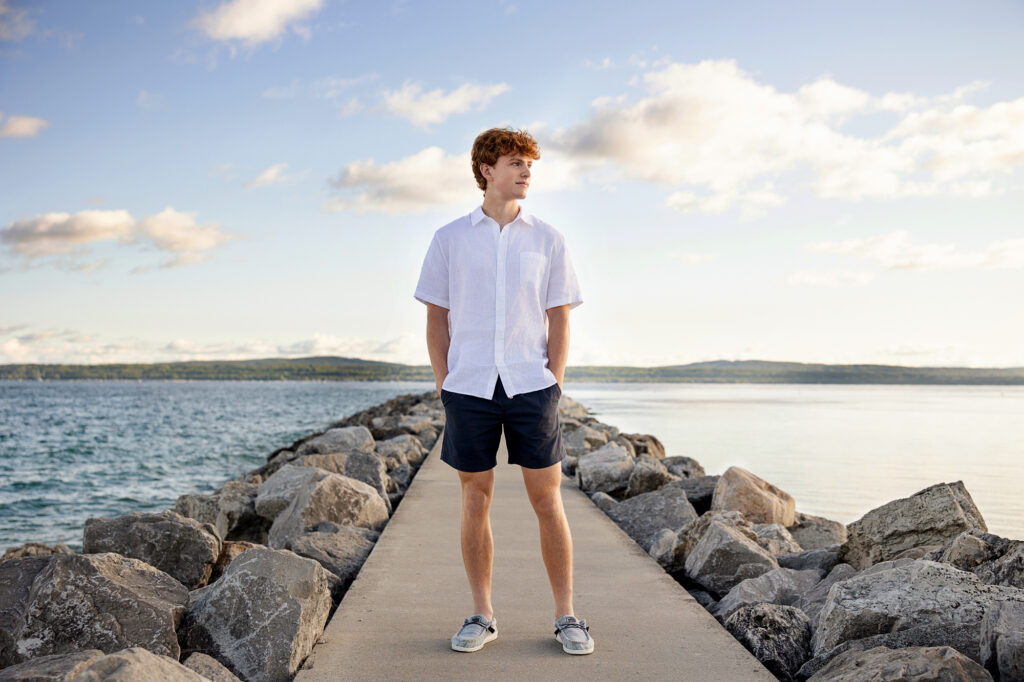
1,0,1023,369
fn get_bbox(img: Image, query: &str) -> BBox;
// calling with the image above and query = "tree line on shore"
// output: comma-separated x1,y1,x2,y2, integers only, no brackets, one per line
2,356,1023,384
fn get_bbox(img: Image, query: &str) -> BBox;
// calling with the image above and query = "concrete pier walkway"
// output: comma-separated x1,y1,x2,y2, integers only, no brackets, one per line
296,431,774,681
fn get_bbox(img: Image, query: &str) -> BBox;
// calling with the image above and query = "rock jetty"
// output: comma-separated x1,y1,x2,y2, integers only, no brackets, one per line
2,389,1021,681
561,406,1023,681
1,391,441,681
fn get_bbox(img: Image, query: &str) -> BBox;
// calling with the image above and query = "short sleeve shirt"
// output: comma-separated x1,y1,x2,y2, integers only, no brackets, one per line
414,204,583,399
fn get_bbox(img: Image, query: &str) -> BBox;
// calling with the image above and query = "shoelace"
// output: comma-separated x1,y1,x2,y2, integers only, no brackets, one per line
554,619,590,636
461,616,495,634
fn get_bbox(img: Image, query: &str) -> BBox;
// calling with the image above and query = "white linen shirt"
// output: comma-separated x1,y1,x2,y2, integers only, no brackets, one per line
414,204,583,400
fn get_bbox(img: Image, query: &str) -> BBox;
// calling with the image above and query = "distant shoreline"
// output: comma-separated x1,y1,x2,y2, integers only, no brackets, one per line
2,357,1023,385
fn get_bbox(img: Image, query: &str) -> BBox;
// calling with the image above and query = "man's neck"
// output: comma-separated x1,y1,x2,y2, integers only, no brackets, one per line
481,196,520,231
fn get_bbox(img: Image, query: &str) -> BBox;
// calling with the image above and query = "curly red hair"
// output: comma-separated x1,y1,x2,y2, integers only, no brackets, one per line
471,126,541,192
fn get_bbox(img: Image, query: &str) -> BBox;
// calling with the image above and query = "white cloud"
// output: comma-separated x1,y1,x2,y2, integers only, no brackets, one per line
0,113,49,138
191,0,324,47
325,146,479,214
1,209,136,257
0,0,34,41
381,81,509,128
1,207,237,272
546,59,1024,216
786,270,875,287
808,230,1024,271
136,206,234,253
338,96,362,117
325,146,585,214
244,162,290,188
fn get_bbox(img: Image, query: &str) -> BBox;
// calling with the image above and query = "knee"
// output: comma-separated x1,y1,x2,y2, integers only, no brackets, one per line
531,493,563,519
461,485,492,514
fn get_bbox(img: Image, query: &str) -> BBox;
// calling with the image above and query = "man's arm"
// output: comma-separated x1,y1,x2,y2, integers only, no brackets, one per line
546,304,571,388
425,302,450,395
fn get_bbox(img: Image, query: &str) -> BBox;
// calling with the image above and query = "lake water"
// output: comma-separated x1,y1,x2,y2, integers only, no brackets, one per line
1,380,1021,554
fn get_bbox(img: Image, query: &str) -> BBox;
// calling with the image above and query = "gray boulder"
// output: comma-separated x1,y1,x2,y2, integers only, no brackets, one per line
413,425,440,452
724,603,812,682
0,554,187,667
839,481,987,570
70,647,208,681
777,546,840,574
254,464,328,520
83,510,221,589
290,525,379,597
607,486,697,551
623,454,680,498
662,456,705,479
665,475,718,514
619,432,666,459
295,425,375,457
752,523,802,556
0,649,103,680
268,472,389,549
562,424,609,457
182,652,244,681
813,560,1024,660
588,491,618,513
375,434,427,468
210,480,266,543
209,541,260,583
800,622,985,679
670,510,757,572
297,453,349,475
980,601,1024,681
175,481,267,545
806,645,993,682
342,451,396,511
786,511,847,550
710,466,795,526
713,567,823,622
795,562,858,629
930,529,1024,589
178,546,332,682
1,542,74,563
648,529,679,568
388,463,414,493
684,519,779,597
368,414,436,441
574,442,634,495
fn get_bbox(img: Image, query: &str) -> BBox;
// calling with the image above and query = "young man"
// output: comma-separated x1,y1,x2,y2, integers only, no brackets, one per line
413,126,593,655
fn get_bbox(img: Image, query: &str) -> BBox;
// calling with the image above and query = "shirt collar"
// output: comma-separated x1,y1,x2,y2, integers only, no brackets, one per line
470,204,534,227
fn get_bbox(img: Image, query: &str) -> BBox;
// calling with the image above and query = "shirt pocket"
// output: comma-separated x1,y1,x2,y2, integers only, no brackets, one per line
519,251,547,285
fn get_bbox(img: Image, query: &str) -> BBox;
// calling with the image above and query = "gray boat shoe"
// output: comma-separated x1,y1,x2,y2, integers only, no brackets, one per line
554,614,594,655
451,613,498,652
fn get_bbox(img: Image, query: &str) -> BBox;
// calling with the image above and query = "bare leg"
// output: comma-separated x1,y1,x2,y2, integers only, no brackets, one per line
458,468,496,620
521,462,574,621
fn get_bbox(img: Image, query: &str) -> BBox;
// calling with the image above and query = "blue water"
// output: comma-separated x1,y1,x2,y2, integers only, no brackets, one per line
2,381,1022,554
0,380,430,552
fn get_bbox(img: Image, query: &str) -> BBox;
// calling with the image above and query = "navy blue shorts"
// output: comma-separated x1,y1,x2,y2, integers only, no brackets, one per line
440,376,565,473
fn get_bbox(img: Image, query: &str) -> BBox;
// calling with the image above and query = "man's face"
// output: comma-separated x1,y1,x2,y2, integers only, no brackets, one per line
483,153,533,199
